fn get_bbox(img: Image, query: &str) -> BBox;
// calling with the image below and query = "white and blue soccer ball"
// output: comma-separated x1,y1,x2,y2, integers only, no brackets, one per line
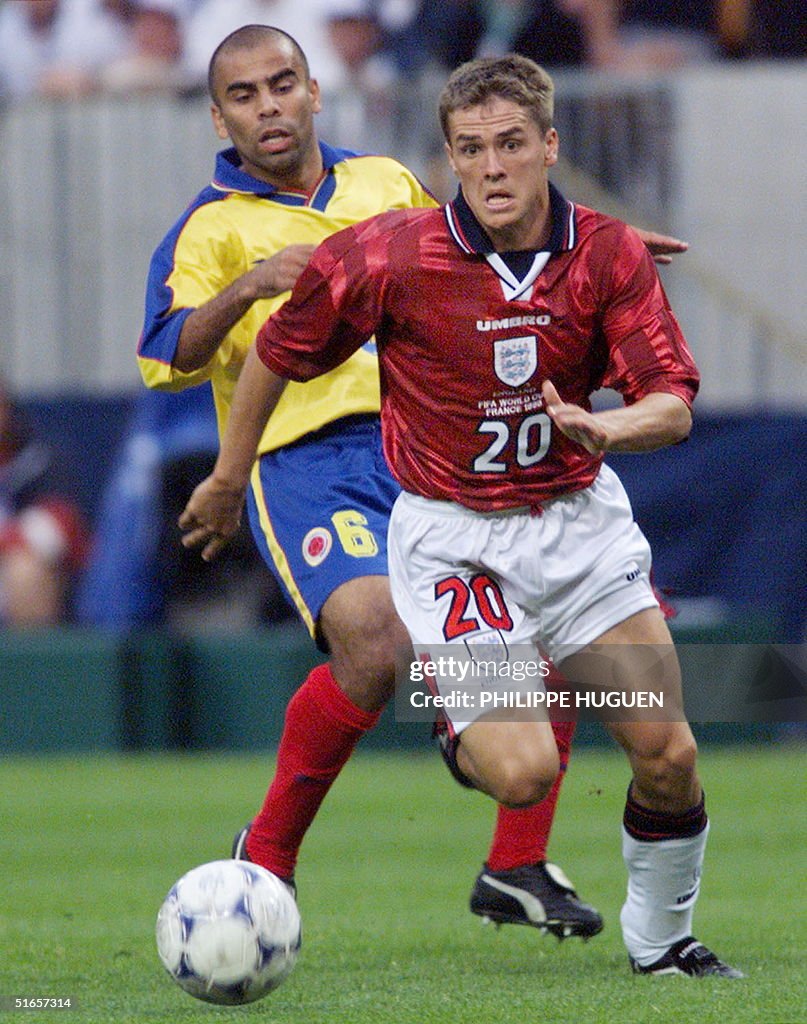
156,859,301,1005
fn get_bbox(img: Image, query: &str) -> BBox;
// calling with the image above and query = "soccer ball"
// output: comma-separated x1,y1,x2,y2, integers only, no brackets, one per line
156,859,301,1005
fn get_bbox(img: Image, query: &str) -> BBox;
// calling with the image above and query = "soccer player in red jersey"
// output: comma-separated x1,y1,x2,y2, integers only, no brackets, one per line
180,53,745,978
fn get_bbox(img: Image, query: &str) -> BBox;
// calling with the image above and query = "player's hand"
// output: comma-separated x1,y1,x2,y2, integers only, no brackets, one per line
178,475,246,562
542,380,609,454
632,227,689,265
248,244,316,298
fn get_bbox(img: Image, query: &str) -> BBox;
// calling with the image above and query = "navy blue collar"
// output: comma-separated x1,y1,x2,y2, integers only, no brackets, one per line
446,181,576,264
211,141,358,207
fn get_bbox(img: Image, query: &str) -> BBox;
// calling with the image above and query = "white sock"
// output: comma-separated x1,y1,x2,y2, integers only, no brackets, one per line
620,821,709,966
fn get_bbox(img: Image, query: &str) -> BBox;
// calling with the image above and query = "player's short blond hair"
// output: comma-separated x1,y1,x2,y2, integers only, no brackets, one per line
438,54,555,140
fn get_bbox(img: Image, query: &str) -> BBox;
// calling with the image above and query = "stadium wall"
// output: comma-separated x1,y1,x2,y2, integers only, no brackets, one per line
0,621,782,755
0,623,428,754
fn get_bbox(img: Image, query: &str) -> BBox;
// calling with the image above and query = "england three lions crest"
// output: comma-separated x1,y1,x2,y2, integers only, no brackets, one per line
493,335,537,388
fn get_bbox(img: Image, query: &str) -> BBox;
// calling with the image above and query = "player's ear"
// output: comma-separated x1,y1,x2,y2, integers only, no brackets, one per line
308,77,322,114
211,104,229,141
445,140,459,177
544,127,559,168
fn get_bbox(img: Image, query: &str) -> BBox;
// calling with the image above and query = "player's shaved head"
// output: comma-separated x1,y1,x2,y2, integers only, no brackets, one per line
208,25,310,103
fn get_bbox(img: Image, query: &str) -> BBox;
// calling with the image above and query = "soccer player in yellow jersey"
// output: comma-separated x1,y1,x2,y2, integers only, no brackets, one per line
142,24,681,935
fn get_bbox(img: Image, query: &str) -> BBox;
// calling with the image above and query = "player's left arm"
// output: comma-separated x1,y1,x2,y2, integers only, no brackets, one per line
541,381,691,454
544,223,697,454
179,345,288,561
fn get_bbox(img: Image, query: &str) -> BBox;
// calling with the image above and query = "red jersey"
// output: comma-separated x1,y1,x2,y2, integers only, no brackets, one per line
256,185,699,511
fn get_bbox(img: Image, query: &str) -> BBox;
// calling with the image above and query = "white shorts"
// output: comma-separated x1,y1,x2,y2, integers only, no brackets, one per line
388,464,658,733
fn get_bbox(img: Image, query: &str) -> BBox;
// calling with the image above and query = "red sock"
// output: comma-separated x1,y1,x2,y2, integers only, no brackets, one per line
485,719,576,872
246,664,381,878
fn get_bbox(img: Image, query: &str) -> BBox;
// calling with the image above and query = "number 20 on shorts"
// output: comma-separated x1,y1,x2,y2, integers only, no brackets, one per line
435,574,514,641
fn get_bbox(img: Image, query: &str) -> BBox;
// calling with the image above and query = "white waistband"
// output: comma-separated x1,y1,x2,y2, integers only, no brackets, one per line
398,491,533,519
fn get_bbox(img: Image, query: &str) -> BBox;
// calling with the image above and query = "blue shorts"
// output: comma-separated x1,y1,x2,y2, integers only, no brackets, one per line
246,415,400,650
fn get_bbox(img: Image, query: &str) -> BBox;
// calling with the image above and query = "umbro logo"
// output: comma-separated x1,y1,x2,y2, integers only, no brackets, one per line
477,314,550,332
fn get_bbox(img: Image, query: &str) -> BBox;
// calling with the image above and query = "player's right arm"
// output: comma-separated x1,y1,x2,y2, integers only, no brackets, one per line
172,244,314,372
137,198,314,389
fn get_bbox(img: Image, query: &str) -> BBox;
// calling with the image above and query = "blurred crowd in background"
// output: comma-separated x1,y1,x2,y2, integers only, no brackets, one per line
0,380,89,626
0,0,804,104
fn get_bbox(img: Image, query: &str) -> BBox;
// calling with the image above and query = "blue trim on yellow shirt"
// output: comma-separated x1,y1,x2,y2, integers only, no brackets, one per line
210,142,360,207
138,187,228,367
140,143,359,364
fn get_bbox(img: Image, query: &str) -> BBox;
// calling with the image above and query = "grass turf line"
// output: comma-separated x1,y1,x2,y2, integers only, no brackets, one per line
1,745,805,1024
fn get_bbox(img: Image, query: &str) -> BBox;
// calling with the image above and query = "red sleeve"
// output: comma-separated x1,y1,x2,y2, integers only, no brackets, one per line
601,225,699,408
255,223,385,381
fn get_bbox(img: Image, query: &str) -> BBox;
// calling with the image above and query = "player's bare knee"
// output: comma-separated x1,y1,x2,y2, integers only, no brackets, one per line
329,608,407,697
321,581,410,709
495,771,555,810
669,731,698,773
489,755,558,809
356,601,411,667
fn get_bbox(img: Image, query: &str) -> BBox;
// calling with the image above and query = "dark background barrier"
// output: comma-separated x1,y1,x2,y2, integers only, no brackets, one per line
25,393,807,639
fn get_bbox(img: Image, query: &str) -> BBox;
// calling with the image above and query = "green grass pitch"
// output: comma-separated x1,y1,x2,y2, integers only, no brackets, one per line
1,744,805,1024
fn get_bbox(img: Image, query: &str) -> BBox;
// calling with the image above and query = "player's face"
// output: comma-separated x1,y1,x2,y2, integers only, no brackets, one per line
210,38,322,190
446,97,558,251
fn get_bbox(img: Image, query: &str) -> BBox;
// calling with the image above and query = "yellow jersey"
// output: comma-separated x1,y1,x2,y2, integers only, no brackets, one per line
138,142,436,452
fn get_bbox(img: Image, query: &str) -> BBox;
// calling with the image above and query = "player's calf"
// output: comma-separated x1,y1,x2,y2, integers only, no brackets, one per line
612,720,700,813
